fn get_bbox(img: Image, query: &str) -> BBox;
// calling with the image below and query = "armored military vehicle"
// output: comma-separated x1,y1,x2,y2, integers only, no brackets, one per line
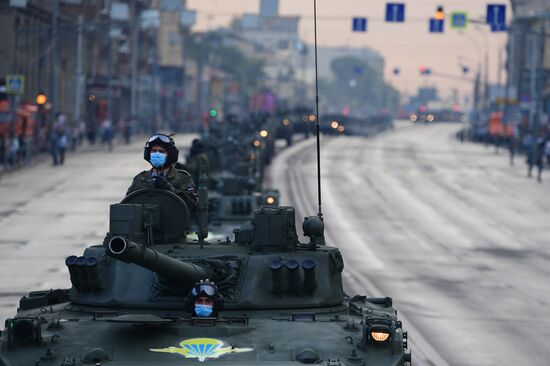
0,187,411,365
190,115,280,240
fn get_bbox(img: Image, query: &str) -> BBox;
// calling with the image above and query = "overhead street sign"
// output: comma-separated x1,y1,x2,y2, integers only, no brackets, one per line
450,12,468,29
429,18,444,33
385,3,405,23
486,4,506,26
6,74,24,95
352,17,367,32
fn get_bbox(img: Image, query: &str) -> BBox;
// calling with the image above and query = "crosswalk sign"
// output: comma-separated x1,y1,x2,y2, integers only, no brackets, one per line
6,74,24,95
352,17,367,32
450,12,468,29
385,3,405,22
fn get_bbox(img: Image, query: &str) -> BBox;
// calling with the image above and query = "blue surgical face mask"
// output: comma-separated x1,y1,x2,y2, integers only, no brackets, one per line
150,152,167,168
195,304,213,317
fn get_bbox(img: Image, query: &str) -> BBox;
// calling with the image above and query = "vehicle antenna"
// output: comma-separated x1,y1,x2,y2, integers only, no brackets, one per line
313,0,322,219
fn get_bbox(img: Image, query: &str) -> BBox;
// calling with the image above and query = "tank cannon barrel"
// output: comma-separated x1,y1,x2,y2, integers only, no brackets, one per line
107,236,209,283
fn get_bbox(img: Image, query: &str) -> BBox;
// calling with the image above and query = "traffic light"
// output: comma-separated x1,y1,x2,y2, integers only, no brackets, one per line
434,6,445,20
209,108,218,118
36,92,47,105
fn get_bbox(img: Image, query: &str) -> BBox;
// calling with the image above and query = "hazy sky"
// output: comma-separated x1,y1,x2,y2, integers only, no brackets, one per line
187,0,511,101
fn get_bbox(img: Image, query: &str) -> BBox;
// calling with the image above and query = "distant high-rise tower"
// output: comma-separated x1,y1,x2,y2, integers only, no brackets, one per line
260,0,279,16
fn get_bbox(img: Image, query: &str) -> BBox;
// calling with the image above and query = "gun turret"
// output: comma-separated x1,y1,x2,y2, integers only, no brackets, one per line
106,236,209,284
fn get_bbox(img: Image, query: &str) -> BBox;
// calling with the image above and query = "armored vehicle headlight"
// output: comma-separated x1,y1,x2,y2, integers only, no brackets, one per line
370,331,390,342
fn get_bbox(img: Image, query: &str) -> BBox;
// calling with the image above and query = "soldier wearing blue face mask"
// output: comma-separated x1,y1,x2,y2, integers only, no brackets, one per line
126,134,197,210
185,279,224,318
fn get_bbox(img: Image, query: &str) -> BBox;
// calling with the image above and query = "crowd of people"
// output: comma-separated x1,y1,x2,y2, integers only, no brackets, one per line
457,126,550,183
0,113,139,172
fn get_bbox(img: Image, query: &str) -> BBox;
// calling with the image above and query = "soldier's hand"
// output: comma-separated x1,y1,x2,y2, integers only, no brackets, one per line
152,175,172,190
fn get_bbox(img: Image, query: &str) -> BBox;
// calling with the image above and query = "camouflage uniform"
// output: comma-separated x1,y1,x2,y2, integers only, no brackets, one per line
126,168,197,210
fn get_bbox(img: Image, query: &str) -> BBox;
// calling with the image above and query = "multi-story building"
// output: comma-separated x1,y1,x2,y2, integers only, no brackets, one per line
506,0,550,132
0,0,169,135
230,0,309,110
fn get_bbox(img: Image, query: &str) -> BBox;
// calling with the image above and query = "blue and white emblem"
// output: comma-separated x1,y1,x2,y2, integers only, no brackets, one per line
150,337,253,362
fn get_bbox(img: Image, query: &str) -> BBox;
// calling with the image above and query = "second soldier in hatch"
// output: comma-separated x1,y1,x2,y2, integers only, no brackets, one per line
178,138,209,185
127,134,197,210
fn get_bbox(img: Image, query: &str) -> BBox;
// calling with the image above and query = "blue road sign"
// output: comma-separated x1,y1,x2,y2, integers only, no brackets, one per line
486,4,506,26
385,3,405,22
450,12,468,29
352,17,367,32
6,74,24,95
429,18,444,33
490,22,507,32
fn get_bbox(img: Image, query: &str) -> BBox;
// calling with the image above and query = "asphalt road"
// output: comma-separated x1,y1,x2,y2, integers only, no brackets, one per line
2,123,549,365
269,121,550,366
0,135,195,325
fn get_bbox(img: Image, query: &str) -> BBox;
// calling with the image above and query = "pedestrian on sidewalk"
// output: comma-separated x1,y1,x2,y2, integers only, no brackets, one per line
507,135,516,166
7,133,19,168
545,139,550,167
78,120,86,146
101,118,113,151
524,132,534,177
50,113,67,166
57,127,68,165
534,133,546,182
526,131,545,182
125,116,135,144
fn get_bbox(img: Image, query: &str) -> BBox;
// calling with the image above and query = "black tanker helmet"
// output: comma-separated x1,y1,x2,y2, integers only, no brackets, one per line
143,133,179,168
185,279,224,316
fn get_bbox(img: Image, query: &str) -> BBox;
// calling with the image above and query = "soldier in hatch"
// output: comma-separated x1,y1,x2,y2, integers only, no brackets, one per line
179,138,209,185
126,134,197,210
185,279,224,318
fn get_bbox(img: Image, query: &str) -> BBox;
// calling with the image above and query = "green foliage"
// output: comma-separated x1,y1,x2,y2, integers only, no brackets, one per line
322,56,400,114
185,32,265,89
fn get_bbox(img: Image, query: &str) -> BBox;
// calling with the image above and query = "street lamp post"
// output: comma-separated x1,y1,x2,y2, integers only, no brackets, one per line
458,31,484,127
50,0,59,122
74,15,84,126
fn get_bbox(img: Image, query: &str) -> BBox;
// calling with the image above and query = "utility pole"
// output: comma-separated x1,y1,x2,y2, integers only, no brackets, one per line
529,36,538,137
74,14,84,125
195,35,204,131
153,29,160,125
483,49,489,113
130,14,139,118
532,28,545,137
529,31,542,136
106,0,113,123
503,32,513,125
50,0,59,121
497,47,504,89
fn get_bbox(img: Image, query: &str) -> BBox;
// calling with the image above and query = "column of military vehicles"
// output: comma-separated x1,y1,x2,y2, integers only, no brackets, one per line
0,110,411,366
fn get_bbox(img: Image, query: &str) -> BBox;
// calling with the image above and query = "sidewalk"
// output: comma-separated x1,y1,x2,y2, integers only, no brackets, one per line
0,135,146,180
0,133,196,325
